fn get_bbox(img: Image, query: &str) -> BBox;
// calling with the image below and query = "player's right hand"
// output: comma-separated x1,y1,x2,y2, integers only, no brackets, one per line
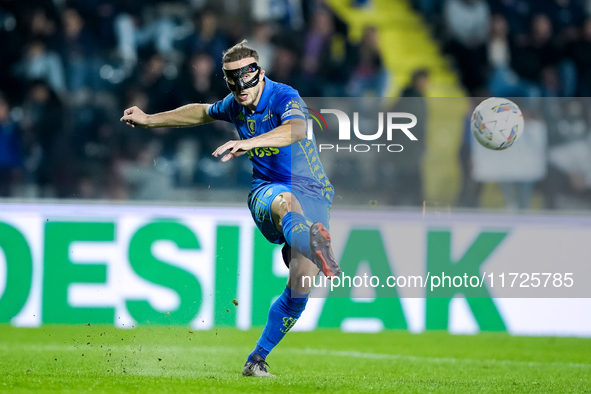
120,106,149,128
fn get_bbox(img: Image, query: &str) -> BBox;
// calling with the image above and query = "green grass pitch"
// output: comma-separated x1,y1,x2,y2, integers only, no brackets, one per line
1,325,590,393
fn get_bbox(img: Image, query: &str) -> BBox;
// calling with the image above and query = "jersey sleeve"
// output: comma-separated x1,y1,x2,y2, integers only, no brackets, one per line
274,87,307,124
208,93,236,123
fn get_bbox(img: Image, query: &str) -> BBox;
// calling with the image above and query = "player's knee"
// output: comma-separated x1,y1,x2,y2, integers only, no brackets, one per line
272,193,303,232
273,193,303,217
277,195,290,217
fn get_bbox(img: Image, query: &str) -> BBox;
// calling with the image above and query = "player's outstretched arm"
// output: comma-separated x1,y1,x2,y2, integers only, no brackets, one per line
120,104,215,129
212,118,306,162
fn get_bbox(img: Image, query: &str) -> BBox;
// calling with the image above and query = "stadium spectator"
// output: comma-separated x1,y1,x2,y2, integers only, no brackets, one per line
125,53,186,161
26,7,59,44
246,22,276,71
114,1,189,72
488,14,511,70
251,0,304,30
510,14,562,94
14,41,67,96
487,14,542,97
56,8,100,92
133,53,180,114
115,87,153,163
346,25,390,97
267,46,304,91
0,93,24,196
488,0,532,38
18,81,65,196
303,6,356,96
387,69,430,206
545,99,591,208
174,52,228,169
78,121,118,198
401,69,430,100
184,8,229,69
0,5,23,100
533,0,585,41
302,7,334,79
443,0,491,93
180,52,227,105
68,0,118,48
67,91,117,197
567,17,591,96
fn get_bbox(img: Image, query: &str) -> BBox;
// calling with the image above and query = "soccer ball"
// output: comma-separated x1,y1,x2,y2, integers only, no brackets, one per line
470,97,524,150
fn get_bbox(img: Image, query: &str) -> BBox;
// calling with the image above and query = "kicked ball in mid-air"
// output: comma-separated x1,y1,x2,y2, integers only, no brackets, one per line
471,97,524,150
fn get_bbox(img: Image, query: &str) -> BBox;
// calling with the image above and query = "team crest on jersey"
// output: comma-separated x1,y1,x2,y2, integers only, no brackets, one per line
264,188,273,197
247,119,256,135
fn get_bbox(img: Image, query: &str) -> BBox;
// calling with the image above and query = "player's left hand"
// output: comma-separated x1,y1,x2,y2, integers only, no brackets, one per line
212,140,253,162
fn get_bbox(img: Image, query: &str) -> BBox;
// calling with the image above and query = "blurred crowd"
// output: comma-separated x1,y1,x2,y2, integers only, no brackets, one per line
0,0,387,200
0,0,590,211
410,0,591,210
413,0,591,97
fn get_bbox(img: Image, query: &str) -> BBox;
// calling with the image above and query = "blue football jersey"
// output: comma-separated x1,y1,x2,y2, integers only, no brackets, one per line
208,77,333,201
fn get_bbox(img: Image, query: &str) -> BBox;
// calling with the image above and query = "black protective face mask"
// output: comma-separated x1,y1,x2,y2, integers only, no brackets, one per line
223,62,261,93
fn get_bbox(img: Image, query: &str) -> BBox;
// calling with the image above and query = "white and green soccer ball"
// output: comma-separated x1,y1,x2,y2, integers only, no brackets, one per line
471,97,524,150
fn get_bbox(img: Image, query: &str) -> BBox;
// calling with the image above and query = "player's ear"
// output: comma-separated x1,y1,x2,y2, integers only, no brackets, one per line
259,69,265,80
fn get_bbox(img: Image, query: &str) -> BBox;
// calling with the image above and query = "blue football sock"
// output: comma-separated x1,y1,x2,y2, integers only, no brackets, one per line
282,212,314,261
248,286,309,361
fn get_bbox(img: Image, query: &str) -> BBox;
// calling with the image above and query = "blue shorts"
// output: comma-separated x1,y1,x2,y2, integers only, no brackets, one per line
247,182,332,245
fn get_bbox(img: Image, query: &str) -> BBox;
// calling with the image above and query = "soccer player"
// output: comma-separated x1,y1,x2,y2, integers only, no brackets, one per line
120,40,341,378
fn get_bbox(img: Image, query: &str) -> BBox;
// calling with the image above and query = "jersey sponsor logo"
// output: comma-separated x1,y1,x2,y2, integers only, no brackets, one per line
247,147,280,159
247,119,256,135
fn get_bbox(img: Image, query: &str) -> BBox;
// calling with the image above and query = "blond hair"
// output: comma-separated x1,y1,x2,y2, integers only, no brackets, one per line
222,40,259,64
